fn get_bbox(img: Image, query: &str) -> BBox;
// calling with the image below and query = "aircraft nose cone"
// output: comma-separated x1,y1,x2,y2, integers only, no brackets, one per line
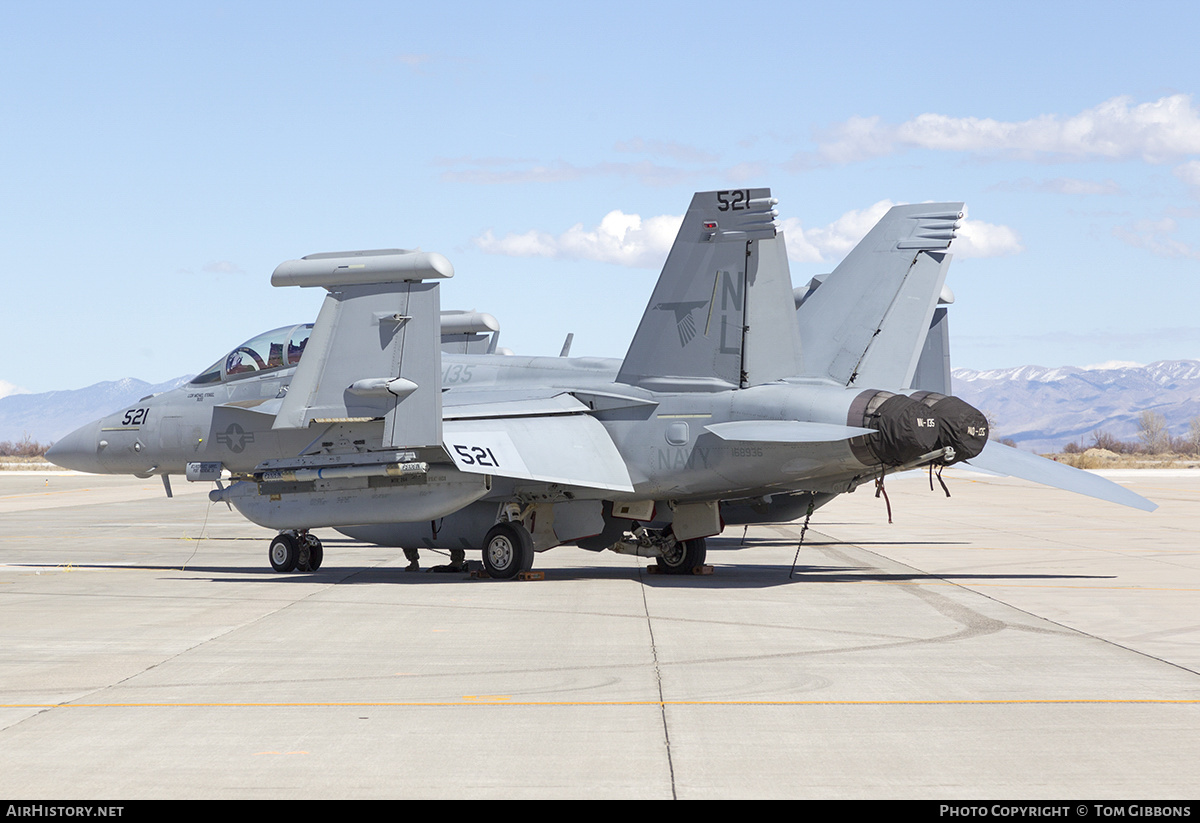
45,420,105,473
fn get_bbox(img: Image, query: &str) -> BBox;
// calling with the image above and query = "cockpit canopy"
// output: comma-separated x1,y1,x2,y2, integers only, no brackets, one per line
191,324,313,385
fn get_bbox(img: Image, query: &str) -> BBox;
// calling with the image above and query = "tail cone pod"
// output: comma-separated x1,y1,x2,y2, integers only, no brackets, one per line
867,393,941,466
911,392,989,463
849,390,989,467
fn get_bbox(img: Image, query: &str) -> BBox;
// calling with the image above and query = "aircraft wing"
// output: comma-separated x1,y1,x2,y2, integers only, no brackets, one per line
964,441,1157,512
443,415,634,492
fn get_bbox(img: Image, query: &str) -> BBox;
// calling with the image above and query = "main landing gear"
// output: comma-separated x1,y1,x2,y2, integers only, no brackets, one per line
269,530,324,573
611,526,709,574
655,534,707,575
480,521,534,580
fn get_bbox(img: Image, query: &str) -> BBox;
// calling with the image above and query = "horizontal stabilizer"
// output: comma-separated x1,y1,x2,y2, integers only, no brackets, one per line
965,442,1157,512
443,415,634,492
704,420,875,443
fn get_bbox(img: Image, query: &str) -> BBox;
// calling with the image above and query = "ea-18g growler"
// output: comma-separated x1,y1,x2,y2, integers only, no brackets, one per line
47,189,1155,578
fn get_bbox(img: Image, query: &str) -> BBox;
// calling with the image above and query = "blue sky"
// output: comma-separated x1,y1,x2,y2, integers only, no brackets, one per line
4,1,1200,394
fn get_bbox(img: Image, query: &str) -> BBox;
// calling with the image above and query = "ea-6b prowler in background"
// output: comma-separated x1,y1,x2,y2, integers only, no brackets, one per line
47,189,1156,578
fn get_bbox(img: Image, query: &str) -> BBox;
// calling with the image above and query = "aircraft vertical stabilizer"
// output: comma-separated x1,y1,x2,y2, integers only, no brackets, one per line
797,203,962,388
910,305,953,394
270,249,451,449
617,188,803,391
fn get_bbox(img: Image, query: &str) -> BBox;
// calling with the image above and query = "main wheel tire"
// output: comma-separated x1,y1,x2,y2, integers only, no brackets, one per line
269,533,299,573
295,535,323,572
481,522,534,580
656,536,706,575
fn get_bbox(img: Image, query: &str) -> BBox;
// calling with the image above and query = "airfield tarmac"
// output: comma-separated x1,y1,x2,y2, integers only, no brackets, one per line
0,468,1196,799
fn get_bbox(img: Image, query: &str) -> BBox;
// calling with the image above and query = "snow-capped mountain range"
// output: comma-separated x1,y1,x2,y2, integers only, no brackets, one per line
3,360,1198,455
952,360,1200,452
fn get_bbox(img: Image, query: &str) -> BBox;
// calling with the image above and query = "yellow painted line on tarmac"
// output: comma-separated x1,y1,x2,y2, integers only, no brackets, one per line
0,564,147,572
822,579,1200,592
864,580,1200,592
1129,485,1200,493
4,698,1199,708
0,488,94,500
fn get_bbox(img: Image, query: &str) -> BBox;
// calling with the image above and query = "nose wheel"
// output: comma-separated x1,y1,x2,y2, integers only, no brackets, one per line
269,531,323,573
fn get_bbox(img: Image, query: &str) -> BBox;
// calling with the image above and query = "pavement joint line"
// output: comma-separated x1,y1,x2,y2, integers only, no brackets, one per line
4,699,1200,708
637,562,677,800
829,528,1200,681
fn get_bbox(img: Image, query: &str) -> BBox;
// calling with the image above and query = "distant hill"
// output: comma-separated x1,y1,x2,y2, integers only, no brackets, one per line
0,377,193,445
952,360,1200,453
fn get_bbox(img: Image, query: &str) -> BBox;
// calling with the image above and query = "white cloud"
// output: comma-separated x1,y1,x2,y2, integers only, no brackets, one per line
1112,217,1200,259
780,200,895,262
1083,360,1145,371
781,202,1022,263
476,201,1022,269
816,115,894,164
0,380,29,399
444,161,583,184
441,159,696,187
777,222,825,263
1174,160,1200,188
817,95,1200,164
439,150,769,188
474,210,684,268
1041,177,1123,195
953,213,1025,259
614,138,718,164
203,260,243,274
722,161,768,184
992,177,1122,195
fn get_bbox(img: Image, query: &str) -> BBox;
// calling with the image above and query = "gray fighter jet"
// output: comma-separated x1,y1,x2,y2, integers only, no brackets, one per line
47,189,1156,578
